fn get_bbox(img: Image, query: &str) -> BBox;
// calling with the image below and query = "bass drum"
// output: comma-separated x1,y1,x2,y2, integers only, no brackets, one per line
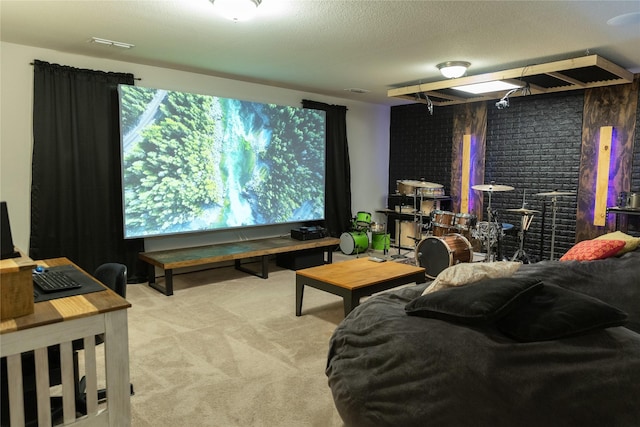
340,231,369,255
415,233,473,279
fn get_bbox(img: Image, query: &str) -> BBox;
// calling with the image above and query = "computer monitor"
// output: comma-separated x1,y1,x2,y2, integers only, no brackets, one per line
1,201,20,259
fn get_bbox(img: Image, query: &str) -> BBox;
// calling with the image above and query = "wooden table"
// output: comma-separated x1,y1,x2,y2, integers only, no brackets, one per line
0,257,131,427
140,236,340,296
296,258,426,316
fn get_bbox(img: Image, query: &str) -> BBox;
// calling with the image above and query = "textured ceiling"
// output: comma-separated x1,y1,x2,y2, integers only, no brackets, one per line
1,0,639,106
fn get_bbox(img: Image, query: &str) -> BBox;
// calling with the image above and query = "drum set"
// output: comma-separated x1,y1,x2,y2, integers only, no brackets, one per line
339,178,575,279
339,210,390,256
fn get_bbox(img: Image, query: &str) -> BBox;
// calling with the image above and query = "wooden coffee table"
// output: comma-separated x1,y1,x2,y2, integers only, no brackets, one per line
295,257,426,317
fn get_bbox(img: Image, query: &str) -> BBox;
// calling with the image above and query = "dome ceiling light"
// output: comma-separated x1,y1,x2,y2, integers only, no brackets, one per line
436,61,471,79
212,0,262,22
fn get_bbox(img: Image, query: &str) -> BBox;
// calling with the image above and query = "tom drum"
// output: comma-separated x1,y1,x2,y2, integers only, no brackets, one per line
432,210,455,226
415,233,474,279
355,211,372,228
454,212,477,239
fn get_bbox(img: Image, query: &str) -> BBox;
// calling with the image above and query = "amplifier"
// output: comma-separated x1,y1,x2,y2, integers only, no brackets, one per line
291,226,327,241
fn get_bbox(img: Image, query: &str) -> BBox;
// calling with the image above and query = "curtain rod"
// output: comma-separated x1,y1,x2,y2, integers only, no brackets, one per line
29,62,141,80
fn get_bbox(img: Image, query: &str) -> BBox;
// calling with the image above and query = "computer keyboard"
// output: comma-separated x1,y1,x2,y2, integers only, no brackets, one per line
33,270,83,293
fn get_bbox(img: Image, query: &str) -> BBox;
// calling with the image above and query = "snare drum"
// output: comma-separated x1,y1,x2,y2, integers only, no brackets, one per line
340,231,369,255
355,211,372,228
472,221,503,242
417,187,445,197
370,222,385,233
415,233,474,279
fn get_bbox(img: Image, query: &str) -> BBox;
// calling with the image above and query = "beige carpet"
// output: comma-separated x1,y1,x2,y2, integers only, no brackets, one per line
124,253,370,427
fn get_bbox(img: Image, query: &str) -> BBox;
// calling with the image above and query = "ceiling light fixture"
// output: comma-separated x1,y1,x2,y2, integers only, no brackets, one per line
453,80,523,95
212,0,262,22
90,37,134,49
436,61,471,79
389,55,633,107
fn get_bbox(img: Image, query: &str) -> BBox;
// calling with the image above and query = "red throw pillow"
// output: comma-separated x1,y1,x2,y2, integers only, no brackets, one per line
559,239,626,262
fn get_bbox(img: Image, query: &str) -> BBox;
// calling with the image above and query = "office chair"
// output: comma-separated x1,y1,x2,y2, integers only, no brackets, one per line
76,263,134,413
94,262,128,298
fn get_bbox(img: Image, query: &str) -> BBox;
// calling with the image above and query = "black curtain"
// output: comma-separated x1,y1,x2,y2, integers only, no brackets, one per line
302,100,352,237
30,60,146,281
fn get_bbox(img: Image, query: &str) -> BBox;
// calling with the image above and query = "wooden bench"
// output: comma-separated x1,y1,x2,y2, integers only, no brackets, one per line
139,236,340,296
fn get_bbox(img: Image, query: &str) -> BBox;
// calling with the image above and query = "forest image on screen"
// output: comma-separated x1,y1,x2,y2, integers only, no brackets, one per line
119,85,326,238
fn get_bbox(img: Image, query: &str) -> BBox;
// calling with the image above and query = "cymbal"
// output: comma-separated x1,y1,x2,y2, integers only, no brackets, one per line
506,207,540,214
535,190,576,196
471,184,514,192
400,180,443,188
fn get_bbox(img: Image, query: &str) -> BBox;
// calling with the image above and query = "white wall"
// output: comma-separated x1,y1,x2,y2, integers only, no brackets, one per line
0,41,390,253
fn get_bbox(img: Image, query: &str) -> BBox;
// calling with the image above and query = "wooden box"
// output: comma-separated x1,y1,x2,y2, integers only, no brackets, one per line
0,251,36,320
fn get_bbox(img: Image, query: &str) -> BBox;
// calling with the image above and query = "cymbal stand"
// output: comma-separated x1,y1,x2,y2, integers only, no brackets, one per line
484,190,496,262
391,213,408,260
383,217,389,257
512,213,534,263
377,209,406,259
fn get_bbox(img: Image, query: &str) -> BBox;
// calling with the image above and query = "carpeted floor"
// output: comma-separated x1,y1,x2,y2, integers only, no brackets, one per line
124,253,364,426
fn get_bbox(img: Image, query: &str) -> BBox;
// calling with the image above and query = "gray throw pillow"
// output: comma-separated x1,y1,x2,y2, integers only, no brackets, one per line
497,285,628,342
405,277,543,325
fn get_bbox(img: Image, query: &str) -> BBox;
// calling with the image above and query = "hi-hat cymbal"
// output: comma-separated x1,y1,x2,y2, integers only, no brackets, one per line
506,207,540,214
535,190,576,197
400,180,443,188
471,184,515,192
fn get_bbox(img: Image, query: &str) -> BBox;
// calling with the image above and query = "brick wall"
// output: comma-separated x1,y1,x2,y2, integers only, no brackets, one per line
485,92,584,259
389,89,638,261
389,104,453,196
